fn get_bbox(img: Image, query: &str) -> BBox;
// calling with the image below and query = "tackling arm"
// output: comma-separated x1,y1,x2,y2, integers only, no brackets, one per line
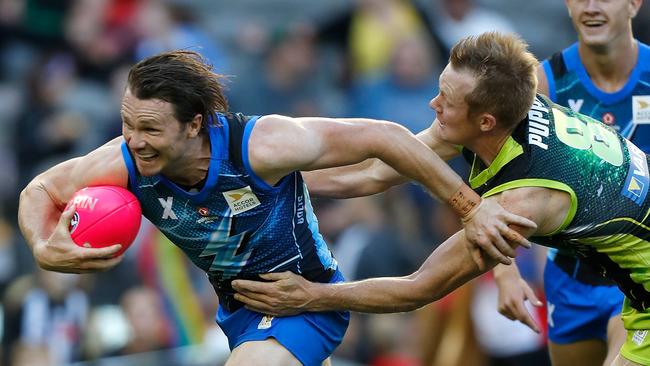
233,230,490,314
302,123,461,198
233,189,561,315
247,115,537,265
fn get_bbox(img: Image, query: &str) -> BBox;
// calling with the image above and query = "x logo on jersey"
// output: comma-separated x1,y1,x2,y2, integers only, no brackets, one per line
547,301,555,328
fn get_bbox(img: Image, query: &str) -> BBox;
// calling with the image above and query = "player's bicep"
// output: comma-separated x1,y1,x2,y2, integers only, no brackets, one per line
486,187,566,237
36,138,128,208
248,115,383,182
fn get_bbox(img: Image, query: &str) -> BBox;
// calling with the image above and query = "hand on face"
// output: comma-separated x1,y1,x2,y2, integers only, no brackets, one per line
232,271,316,316
462,199,536,270
34,205,124,273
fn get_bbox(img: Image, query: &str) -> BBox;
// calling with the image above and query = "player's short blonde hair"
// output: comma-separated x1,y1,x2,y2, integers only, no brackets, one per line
450,32,538,129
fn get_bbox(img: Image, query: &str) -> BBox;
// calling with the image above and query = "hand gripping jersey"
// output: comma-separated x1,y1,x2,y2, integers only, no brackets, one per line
543,41,650,152
464,95,650,313
121,113,337,297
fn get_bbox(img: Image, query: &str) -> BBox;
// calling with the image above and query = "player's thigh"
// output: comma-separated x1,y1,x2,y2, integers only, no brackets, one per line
548,339,607,366
610,352,645,366
604,315,626,366
225,339,301,366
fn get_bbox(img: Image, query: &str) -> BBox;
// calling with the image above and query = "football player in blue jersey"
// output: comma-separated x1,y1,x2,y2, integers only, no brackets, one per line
493,1,649,365
16,51,534,366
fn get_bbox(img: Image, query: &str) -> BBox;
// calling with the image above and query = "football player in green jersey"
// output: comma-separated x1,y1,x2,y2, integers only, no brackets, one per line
493,0,648,365
232,32,650,366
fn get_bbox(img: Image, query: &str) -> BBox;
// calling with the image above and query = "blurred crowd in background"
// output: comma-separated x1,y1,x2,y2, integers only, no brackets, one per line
1,0,650,365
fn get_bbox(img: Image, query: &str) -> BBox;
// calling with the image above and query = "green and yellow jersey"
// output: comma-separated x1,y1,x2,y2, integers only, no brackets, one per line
464,95,650,317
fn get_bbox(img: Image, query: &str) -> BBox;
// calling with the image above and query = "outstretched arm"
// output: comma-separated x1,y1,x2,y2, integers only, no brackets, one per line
232,187,565,315
302,123,461,198
249,115,536,265
18,138,128,273
233,230,490,314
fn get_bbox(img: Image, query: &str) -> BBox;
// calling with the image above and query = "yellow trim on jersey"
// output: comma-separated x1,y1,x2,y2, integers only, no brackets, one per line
481,179,578,235
468,137,523,189
592,216,650,233
575,233,650,291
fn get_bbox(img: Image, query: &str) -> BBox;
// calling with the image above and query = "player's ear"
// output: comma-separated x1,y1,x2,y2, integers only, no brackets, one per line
187,114,203,138
478,113,497,132
628,0,641,18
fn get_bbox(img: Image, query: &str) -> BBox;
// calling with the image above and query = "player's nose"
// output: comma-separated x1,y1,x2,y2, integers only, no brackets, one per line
127,131,147,149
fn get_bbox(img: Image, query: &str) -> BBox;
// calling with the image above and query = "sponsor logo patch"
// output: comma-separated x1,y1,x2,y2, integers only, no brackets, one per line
622,140,649,206
602,112,615,126
222,186,261,215
257,315,274,330
632,96,650,124
633,330,648,346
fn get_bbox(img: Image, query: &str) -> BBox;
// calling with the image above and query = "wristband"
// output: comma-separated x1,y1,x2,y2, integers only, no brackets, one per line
448,184,481,220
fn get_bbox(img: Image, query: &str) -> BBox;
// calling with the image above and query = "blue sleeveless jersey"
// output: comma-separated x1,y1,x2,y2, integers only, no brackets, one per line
542,41,650,152
120,113,337,285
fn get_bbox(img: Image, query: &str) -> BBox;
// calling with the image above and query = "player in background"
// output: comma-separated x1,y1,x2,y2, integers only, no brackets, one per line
17,51,534,366
231,32,650,366
493,1,650,365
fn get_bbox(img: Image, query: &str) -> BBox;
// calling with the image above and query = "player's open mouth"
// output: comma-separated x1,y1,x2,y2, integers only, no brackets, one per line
137,153,158,162
582,20,606,28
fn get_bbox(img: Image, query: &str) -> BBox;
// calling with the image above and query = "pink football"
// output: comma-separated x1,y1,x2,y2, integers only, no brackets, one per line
65,186,142,256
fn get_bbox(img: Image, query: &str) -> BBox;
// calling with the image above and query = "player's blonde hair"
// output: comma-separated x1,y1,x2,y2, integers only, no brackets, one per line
450,32,538,129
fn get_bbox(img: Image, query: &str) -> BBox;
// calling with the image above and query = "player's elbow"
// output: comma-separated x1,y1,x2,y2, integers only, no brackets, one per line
20,179,48,207
19,181,39,210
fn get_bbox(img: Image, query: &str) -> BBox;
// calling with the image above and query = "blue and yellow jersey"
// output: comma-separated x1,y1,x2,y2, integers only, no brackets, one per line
464,95,650,313
121,113,337,290
542,41,650,152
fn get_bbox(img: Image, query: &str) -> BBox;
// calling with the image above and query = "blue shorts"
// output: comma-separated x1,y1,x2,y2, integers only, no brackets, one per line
544,258,624,344
216,270,350,366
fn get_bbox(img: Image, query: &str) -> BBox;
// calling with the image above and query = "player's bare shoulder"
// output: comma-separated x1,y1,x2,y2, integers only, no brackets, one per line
490,186,570,236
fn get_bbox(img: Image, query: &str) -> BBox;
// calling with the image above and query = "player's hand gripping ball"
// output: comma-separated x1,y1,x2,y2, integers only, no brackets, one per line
65,186,142,256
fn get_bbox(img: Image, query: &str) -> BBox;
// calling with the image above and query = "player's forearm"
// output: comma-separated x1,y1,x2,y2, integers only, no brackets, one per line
306,276,432,313
303,159,406,198
369,123,479,217
304,127,450,198
18,180,62,251
493,262,523,283
308,233,486,313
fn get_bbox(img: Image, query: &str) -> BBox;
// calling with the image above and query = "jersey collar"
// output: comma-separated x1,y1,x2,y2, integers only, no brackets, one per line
468,136,524,189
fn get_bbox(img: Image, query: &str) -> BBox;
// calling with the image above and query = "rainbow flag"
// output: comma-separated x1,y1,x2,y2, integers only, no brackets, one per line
136,224,207,346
